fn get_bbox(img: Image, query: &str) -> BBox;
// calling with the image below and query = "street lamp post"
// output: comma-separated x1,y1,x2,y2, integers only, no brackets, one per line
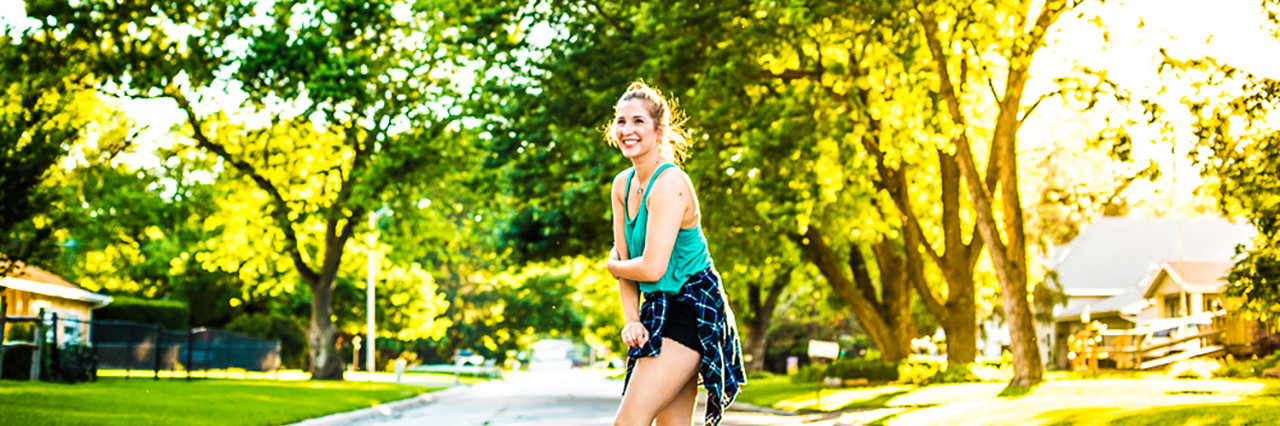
367,208,392,381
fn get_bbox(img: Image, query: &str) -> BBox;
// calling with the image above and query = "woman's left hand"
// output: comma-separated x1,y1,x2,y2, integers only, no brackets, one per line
621,321,649,348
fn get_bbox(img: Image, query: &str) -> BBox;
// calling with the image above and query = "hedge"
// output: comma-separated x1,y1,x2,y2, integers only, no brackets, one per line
825,358,900,382
93,296,190,330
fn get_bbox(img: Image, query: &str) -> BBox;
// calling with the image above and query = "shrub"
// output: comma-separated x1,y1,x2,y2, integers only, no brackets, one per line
791,363,824,384
1259,351,1280,370
930,364,982,384
969,363,1013,382
2,344,35,380
1168,359,1220,379
94,296,189,330
1212,352,1280,378
54,344,97,383
6,322,37,342
825,358,899,382
747,370,777,380
898,359,945,385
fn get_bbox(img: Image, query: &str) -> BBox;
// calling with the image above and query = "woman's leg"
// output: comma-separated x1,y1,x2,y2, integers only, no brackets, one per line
654,369,699,426
615,338,701,426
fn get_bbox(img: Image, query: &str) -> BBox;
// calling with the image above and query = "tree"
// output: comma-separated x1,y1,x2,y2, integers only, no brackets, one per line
1163,0,1280,325
465,0,827,366
0,17,98,276
468,0,954,363
37,0,474,379
911,0,1096,386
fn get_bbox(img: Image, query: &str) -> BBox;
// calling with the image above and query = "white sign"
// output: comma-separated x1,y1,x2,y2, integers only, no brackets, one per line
808,340,840,359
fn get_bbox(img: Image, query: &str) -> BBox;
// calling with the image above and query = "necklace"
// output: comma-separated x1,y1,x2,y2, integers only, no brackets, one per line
634,160,664,198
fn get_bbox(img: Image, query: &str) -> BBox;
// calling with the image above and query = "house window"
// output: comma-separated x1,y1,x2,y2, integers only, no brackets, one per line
1203,294,1224,313
1164,295,1184,317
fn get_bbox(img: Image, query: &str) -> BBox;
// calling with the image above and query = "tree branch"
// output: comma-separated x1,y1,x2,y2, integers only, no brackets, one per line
169,90,321,286
582,0,624,33
745,69,822,82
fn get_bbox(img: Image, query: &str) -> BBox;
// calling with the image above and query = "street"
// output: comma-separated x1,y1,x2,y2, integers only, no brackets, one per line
350,368,841,426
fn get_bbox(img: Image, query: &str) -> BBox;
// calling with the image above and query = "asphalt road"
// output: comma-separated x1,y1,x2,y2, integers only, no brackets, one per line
349,367,841,426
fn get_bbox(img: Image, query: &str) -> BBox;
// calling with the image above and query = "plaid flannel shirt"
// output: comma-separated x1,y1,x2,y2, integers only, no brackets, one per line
623,268,747,426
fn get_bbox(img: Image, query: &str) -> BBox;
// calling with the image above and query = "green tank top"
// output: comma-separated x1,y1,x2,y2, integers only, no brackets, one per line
623,163,713,294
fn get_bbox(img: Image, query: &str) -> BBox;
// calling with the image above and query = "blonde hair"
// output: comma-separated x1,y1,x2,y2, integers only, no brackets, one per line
605,81,691,164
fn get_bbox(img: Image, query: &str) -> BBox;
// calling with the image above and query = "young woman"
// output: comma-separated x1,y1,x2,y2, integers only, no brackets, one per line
604,82,746,426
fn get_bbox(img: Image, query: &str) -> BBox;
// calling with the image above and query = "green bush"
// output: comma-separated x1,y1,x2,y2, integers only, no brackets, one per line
2,344,35,380
929,364,982,384
747,370,777,380
825,358,899,382
53,343,97,383
898,359,945,385
1214,360,1257,378
1213,352,1280,378
5,322,35,342
791,363,824,384
94,296,190,330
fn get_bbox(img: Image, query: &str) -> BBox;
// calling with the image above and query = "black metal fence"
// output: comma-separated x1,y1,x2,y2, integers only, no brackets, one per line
1,306,280,382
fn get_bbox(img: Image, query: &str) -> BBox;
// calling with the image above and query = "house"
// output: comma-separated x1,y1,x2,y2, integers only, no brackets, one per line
1143,261,1231,318
1045,217,1255,369
1,264,112,345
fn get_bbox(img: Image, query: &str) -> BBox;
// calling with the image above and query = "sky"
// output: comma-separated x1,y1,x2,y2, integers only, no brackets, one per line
2,0,1279,213
1026,0,1280,213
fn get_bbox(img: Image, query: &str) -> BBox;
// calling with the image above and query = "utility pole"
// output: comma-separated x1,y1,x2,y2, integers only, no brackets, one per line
367,212,378,381
366,208,392,381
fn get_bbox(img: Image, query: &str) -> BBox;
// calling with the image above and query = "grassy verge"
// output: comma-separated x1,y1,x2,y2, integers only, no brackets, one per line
739,376,1280,425
883,378,1279,425
0,377,436,426
733,376,821,409
735,377,914,412
97,369,487,385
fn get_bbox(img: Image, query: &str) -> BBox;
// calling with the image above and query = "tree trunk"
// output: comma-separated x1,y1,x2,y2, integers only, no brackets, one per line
940,273,977,364
916,2,1072,386
800,226,914,362
307,220,360,380
309,278,344,380
740,270,788,371
869,238,917,362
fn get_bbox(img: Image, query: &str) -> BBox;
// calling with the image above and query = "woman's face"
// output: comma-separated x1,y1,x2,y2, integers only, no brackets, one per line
614,99,661,160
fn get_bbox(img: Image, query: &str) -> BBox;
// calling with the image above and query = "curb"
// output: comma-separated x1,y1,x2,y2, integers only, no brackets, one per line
289,385,468,426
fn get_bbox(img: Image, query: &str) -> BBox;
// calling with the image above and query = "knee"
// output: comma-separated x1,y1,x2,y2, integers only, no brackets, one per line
614,409,654,426
614,418,643,426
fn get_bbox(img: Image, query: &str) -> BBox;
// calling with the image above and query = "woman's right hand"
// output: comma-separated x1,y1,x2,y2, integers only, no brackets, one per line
621,321,650,348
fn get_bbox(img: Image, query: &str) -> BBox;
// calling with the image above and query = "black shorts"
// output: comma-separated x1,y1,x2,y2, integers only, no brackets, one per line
663,299,704,354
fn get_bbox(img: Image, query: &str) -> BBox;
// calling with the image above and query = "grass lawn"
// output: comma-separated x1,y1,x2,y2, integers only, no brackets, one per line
740,376,1280,425
880,379,1278,426
97,369,487,385
734,376,821,408
736,376,911,412
0,377,438,426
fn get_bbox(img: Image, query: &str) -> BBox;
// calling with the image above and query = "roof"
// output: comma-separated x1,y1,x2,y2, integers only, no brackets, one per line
1050,217,1254,296
1142,260,1233,299
1170,261,1234,286
1057,284,1152,322
1,264,112,307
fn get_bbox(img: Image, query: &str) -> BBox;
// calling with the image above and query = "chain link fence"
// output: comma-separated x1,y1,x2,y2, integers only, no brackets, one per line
2,308,280,382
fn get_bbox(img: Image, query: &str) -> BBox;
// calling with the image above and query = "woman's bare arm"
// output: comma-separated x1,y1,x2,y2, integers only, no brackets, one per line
606,169,691,283
610,170,645,348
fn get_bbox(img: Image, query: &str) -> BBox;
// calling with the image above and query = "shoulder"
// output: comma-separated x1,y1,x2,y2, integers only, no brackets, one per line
611,168,634,198
650,166,694,197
